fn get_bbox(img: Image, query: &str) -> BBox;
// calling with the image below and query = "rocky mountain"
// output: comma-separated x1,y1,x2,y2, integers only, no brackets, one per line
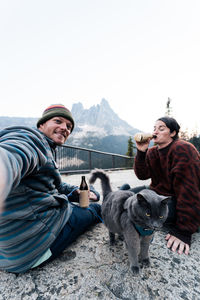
68,99,139,154
71,99,134,136
0,99,140,155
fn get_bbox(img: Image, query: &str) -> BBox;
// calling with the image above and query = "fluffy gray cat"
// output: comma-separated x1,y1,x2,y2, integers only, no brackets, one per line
89,169,169,275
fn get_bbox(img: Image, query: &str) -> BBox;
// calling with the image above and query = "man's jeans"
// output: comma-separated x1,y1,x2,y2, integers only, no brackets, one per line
42,203,101,265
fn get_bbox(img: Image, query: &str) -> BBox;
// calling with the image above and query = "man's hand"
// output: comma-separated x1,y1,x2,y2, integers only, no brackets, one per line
165,233,190,255
89,191,98,201
75,189,98,202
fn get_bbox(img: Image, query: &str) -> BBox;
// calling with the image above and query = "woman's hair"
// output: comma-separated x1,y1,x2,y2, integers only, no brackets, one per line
157,116,180,140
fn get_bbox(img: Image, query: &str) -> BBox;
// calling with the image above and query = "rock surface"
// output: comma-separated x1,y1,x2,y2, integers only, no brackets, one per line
0,170,199,300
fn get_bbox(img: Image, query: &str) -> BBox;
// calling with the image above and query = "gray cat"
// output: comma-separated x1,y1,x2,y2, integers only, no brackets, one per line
89,169,169,275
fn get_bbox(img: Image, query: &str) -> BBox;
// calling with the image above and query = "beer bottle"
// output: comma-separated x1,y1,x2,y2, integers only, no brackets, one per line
134,132,153,143
79,176,89,207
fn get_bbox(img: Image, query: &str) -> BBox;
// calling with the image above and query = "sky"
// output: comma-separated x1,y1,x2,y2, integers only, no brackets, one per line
0,0,200,134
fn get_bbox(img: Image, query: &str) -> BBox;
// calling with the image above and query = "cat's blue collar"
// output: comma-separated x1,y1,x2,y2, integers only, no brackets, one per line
133,223,154,236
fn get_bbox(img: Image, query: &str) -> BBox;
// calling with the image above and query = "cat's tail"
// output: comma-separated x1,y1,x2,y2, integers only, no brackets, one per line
89,169,112,198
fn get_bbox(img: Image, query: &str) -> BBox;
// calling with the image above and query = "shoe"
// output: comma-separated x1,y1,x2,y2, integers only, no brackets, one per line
119,183,131,190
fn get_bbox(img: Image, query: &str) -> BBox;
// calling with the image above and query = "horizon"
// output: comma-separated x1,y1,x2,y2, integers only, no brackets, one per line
0,99,199,137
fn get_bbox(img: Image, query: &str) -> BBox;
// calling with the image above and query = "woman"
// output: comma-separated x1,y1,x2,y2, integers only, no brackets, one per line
124,117,200,255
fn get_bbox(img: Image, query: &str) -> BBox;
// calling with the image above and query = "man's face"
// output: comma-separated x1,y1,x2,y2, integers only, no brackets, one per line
39,116,73,145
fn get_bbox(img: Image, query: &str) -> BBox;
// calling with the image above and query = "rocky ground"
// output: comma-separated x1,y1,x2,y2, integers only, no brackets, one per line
0,170,199,300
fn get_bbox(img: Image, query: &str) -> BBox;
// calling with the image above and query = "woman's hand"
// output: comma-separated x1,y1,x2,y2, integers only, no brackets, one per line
135,139,151,152
165,233,190,255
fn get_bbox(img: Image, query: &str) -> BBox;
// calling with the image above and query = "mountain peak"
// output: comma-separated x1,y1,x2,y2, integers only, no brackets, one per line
68,99,139,154
71,98,138,136
100,98,110,107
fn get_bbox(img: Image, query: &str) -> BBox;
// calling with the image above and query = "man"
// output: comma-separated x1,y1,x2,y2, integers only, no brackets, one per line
0,104,101,273
122,117,200,255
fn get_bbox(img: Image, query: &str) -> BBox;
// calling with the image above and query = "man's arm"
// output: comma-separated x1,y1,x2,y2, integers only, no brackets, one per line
0,128,48,212
0,148,15,212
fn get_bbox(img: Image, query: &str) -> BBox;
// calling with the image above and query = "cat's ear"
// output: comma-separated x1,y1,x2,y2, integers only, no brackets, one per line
137,193,148,207
161,196,171,205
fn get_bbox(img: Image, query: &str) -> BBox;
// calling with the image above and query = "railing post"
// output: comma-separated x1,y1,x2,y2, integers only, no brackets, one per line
89,151,92,170
112,155,115,168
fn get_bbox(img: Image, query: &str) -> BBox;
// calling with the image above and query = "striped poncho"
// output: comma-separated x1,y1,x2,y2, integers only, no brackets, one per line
0,126,77,273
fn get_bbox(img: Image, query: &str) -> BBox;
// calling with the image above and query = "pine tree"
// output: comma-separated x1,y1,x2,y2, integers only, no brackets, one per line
126,137,135,157
188,131,200,151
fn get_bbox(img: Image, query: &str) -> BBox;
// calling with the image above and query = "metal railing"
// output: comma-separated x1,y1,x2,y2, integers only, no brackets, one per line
56,144,134,174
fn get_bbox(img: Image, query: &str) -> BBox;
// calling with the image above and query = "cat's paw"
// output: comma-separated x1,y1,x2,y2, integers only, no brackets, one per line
109,240,116,246
118,234,124,241
109,232,115,246
140,258,150,268
131,265,140,276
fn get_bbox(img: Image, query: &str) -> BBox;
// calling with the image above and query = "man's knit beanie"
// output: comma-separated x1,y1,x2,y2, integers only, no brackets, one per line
37,104,75,132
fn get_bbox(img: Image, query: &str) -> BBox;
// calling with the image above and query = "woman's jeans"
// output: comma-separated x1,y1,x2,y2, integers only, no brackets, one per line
120,184,176,224
41,203,101,265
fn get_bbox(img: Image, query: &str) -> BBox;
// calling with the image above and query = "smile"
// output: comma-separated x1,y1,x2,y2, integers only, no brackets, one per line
55,132,66,139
